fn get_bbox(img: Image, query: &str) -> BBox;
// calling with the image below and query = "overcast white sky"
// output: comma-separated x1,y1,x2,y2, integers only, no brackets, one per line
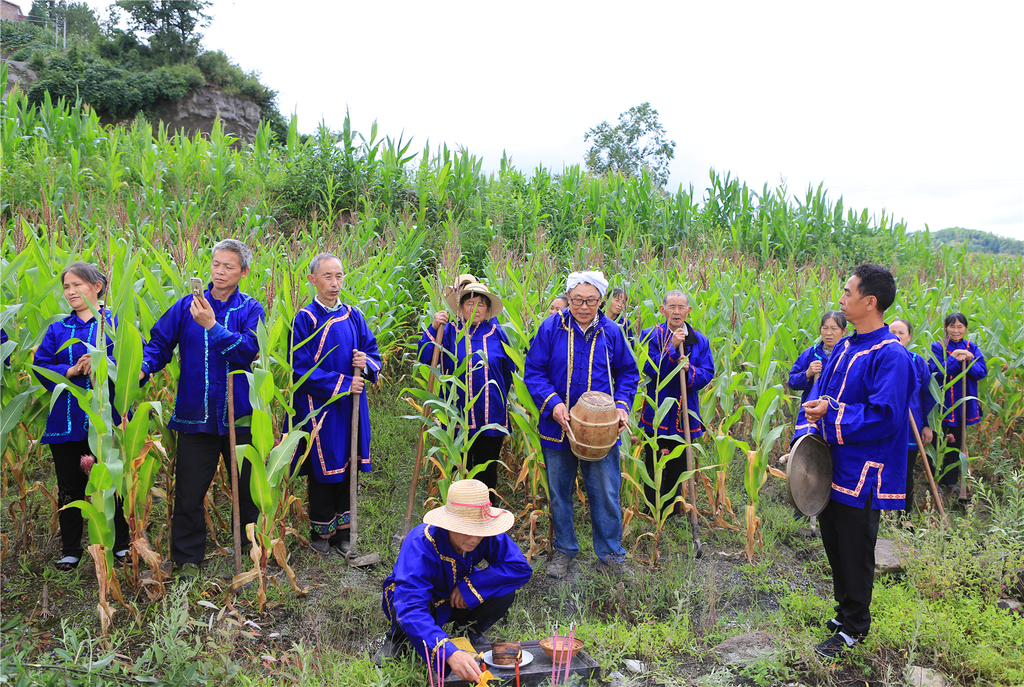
81,0,1024,239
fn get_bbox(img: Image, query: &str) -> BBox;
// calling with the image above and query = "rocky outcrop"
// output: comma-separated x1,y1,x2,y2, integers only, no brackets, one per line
146,87,261,142
2,59,38,98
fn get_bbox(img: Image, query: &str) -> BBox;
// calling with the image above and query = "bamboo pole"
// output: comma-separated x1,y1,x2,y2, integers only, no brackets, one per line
909,412,944,518
679,359,702,558
960,359,970,502
402,322,444,537
227,373,242,575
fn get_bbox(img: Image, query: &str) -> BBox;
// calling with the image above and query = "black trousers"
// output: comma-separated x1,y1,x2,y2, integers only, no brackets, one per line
642,436,688,515
50,440,130,558
172,431,258,565
818,493,880,638
935,423,965,487
308,472,350,540
904,449,918,514
467,434,504,493
391,590,517,644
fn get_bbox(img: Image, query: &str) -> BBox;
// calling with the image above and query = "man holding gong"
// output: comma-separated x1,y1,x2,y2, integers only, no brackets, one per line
799,264,913,659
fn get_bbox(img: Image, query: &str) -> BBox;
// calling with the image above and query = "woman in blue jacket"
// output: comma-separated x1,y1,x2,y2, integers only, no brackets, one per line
33,262,130,571
929,312,987,494
788,311,848,404
889,318,936,515
418,282,514,492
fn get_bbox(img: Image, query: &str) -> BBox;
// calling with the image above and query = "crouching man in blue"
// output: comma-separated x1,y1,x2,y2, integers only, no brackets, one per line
799,264,913,659
290,253,381,555
375,479,532,683
140,239,265,579
525,270,640,580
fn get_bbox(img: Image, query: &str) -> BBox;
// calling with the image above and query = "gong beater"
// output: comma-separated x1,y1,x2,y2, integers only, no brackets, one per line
787,433,833,517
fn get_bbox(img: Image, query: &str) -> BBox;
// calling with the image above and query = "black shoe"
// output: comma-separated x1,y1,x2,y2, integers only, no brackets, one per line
54,556,81,572
310,538,331,555
373,633,411,666
330,531,351,556
825,618,842,633
814,632,854,659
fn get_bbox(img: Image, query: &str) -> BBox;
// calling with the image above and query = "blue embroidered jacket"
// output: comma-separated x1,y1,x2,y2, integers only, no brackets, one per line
788,342,836,404
417,319,514,438
34,312,127,445
638,322,715,439
611,313,636,345
525,310,639,450
796,326,913,510
141,286,264,434
382,523,532,667
289,301,381,483
929,340,987,427
907,351,936,449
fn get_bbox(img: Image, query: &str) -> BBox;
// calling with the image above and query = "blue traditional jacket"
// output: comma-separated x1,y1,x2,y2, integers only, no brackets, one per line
929,340,987,427
907,351,936,449
638,322,715,439
34,312,125,445
417,319,514,438
289,300,381,482
382,523,532,668
525,310,639,450
788,342,836,404
141,285,264,434
795,326,913,510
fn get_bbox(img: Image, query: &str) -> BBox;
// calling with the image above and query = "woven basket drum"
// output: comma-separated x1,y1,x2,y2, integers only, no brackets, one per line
568,391,619,461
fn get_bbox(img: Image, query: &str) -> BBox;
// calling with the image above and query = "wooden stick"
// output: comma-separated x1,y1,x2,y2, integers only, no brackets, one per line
909,411,944,518
679,358,702,557
958,360,966,499
347,369,363,563
402,322,444,536
227,373,242,575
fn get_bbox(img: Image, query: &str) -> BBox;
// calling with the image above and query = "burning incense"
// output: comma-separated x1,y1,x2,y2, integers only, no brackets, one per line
562,623,575,683
424,641,434,687
550,628,560,685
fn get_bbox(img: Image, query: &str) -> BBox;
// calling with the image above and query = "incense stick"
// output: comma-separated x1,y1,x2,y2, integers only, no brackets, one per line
424,641,434,687
551,628,560,685
562,623,575,683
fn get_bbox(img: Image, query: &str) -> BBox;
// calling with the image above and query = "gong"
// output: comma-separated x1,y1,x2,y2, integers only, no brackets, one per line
787,433,833,517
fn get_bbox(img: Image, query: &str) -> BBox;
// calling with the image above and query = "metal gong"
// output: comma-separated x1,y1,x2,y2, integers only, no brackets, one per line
787,433,833,517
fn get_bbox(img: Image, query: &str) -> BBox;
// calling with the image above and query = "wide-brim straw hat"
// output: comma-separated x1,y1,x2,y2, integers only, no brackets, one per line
422,479,514,537
445,281,504,319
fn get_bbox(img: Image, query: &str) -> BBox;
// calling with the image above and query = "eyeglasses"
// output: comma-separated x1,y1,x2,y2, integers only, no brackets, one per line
569,297,600,307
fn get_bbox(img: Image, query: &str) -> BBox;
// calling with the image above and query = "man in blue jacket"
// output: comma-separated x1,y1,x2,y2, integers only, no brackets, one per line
638,290,715,514
290,253,381,555
141,239,265,579
525,270,639,580
376,479,532,683
800,264,914,659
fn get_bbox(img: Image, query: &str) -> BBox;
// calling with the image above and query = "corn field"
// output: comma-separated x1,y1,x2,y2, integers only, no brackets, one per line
2,66,1023,629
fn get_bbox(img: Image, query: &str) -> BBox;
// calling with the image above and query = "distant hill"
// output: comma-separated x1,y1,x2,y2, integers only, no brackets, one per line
929,227,1024,255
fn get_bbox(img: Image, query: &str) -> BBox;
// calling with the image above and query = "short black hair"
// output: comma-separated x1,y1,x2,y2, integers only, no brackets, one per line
611,287,627,299
851,264,896,313
892,317,913,335
820,310,848,331
460,292,492,309
61,261,108,298
944,312,969,329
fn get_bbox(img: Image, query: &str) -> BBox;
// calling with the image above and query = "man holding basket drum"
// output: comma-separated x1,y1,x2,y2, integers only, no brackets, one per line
525,271,639,580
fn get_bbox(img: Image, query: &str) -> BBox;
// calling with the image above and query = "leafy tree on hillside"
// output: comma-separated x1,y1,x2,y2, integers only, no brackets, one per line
115,0,212,64
584,102,676,187
27,0,101,39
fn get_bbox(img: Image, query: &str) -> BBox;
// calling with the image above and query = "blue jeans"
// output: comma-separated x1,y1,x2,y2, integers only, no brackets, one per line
543,445,626,562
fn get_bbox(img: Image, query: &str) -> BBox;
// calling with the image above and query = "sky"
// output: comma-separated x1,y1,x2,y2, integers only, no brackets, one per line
81,0,1023,239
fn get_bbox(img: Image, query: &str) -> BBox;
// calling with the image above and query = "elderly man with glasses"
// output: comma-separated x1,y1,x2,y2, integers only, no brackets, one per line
524,271,639,580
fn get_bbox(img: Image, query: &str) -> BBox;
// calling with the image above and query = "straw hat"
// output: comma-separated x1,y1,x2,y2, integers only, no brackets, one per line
454,273,478,290
445,281,504,319
422,479,514,537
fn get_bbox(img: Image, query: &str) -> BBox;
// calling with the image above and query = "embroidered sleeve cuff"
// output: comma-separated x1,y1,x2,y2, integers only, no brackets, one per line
615,400,630,410
539,392,560,418
207,322,234,348
666,345,681,362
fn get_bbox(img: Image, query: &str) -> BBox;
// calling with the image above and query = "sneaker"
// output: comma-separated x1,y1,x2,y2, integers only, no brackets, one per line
310,538,331,555
825,618,842,633
598,557,636,582
114,548,130,563
814,632,855,659
546,551,572,579
372,633,411,666
176,562,201,580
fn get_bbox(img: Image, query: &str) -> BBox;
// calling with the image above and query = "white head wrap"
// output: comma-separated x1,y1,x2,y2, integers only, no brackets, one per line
566,270,609,299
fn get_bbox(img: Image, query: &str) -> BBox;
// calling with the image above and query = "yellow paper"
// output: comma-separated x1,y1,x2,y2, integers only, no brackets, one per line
477,669,497,686
451,637,477,654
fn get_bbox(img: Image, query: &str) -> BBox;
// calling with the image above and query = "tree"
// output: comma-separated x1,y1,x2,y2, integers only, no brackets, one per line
115,0,212,63
584,102,676,187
